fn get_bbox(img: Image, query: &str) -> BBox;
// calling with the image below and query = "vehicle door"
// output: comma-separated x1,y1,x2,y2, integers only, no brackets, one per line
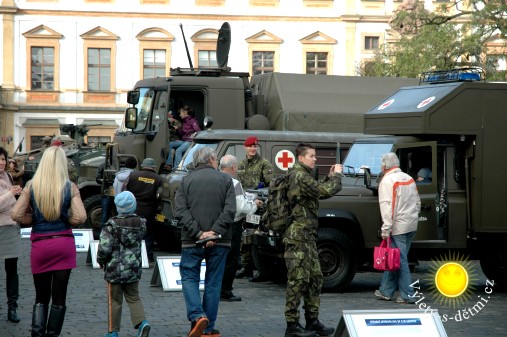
145,89,169,170
395,141,439,242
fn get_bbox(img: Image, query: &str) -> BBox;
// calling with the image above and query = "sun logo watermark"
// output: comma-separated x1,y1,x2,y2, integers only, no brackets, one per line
409,252,495,323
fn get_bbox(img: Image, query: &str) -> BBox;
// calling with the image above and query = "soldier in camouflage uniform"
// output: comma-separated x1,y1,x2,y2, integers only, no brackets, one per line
236,136,273,280
284,143,343,337
97,191,151,337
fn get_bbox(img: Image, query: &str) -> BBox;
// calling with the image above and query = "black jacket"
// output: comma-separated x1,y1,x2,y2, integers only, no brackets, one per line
175,165,235,248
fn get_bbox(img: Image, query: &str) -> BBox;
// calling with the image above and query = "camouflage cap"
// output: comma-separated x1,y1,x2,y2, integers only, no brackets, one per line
141,157,156,168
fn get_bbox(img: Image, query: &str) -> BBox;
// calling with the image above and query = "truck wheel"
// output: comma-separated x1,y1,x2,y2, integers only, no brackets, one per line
480,245,507,289
251,243,287,284
318,228,357,292
83,194,103,239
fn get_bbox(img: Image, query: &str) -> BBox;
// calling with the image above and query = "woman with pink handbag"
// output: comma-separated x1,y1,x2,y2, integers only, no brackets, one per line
374,152,421,304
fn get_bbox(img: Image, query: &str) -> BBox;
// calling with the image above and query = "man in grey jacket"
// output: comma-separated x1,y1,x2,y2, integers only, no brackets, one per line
175,147,235,337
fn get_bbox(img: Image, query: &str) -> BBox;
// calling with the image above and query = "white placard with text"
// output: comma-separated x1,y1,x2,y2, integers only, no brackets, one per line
88,240,149,269
73,229,93,252
153,256,206,291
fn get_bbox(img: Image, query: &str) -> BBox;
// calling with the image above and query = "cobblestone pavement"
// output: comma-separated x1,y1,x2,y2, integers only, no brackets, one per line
0,239,506,337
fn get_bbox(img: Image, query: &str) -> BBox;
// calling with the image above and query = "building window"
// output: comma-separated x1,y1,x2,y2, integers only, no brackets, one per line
252,51,274,75
87,48,111,91
306,52,328,74
30,135,47,150
31,47,54,90
143,49,166,78
198,50,217,67
365,36,380,50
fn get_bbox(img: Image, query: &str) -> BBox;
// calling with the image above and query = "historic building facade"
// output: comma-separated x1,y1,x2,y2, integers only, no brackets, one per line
0,0,504,153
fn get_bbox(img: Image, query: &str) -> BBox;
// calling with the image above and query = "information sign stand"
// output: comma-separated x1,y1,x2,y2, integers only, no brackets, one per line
334,309,447,337
86,240,149,269
150,256,206,291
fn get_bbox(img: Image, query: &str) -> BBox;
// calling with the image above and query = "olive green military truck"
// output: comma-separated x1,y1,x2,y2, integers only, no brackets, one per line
82,21,418,247
254,67,507,291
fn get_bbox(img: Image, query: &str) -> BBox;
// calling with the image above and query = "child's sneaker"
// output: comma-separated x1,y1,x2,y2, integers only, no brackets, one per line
202,329,221,337
103,332,119,337
137,320,151,337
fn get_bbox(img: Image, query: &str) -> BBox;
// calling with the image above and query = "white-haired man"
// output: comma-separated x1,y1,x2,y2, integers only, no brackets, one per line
374,152,421,304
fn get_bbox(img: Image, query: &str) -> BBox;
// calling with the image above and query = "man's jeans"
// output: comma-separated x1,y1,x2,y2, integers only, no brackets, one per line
180,245,229,331
165,140,191,168
379,231,416,301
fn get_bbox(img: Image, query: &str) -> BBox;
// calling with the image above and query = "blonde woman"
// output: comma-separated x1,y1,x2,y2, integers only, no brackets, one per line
12,146,86,337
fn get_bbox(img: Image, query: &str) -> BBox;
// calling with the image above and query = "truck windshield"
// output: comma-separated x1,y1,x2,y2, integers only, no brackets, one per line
180,142,219,169
343,143,393,176
134,87,154,132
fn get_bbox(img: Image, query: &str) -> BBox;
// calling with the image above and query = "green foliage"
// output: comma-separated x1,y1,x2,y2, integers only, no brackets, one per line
360,0,507,80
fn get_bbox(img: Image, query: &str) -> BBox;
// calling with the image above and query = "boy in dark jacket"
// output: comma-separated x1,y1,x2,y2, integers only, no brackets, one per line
97,191,150,337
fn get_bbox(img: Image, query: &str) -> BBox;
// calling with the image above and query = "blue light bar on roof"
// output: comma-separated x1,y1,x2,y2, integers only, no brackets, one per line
420,67,485,84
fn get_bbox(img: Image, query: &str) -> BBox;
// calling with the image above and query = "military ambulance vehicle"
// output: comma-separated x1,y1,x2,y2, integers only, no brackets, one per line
253,67,507,291
155,129,364,249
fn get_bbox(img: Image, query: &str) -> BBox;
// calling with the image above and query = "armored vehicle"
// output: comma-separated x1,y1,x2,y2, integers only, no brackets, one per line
21,124,106,233
254,67,507,291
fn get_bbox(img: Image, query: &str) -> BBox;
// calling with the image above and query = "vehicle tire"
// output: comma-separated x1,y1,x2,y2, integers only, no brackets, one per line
252,242,287,284
83,194,104,239
318,228,357,292
479,244,507,289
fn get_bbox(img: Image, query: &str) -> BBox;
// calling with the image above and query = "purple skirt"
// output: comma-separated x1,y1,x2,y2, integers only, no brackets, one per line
30,229,76,274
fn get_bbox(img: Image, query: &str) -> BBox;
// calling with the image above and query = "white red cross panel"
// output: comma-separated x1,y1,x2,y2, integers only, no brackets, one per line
275,150,295,171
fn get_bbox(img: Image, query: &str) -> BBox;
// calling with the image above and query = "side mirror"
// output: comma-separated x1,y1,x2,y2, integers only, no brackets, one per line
127,90,140,105
203,116,214,130
125,107,138,130
363,167,371,188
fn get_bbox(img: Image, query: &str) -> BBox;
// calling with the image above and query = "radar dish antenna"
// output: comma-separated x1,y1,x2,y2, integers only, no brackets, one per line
216,22,231,70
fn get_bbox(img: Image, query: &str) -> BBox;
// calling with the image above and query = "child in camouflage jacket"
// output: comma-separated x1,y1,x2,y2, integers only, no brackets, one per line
97,191,151,337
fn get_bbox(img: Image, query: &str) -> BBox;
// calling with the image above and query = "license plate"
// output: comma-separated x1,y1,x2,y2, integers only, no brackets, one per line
246,214,260,225
155,214,165,222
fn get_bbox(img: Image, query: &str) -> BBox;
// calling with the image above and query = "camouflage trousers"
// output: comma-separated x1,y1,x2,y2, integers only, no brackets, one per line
284,239,323,323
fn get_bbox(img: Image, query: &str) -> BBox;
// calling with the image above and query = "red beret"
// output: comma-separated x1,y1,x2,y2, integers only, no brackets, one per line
244,136,258,147
50,140,63,147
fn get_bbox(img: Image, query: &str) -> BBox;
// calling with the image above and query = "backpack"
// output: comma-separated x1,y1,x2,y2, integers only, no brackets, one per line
262,173,293,235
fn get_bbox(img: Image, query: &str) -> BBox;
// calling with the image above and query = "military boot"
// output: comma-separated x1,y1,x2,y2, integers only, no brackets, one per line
284,321,317,337
305,315,335,336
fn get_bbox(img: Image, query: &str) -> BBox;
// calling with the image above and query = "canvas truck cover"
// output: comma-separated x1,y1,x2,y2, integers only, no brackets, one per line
365,80,507,233
250,73,419,133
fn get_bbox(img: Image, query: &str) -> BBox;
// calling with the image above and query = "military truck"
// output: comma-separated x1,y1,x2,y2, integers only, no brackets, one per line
253,67,507,291
83,22,418,246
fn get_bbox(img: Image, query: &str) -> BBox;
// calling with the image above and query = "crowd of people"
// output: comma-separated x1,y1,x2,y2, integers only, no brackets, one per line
0,130,421,337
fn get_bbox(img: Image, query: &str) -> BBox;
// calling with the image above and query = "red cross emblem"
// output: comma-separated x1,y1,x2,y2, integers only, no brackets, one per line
417,96,435,109
378,99,395,110
275,150,295,171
